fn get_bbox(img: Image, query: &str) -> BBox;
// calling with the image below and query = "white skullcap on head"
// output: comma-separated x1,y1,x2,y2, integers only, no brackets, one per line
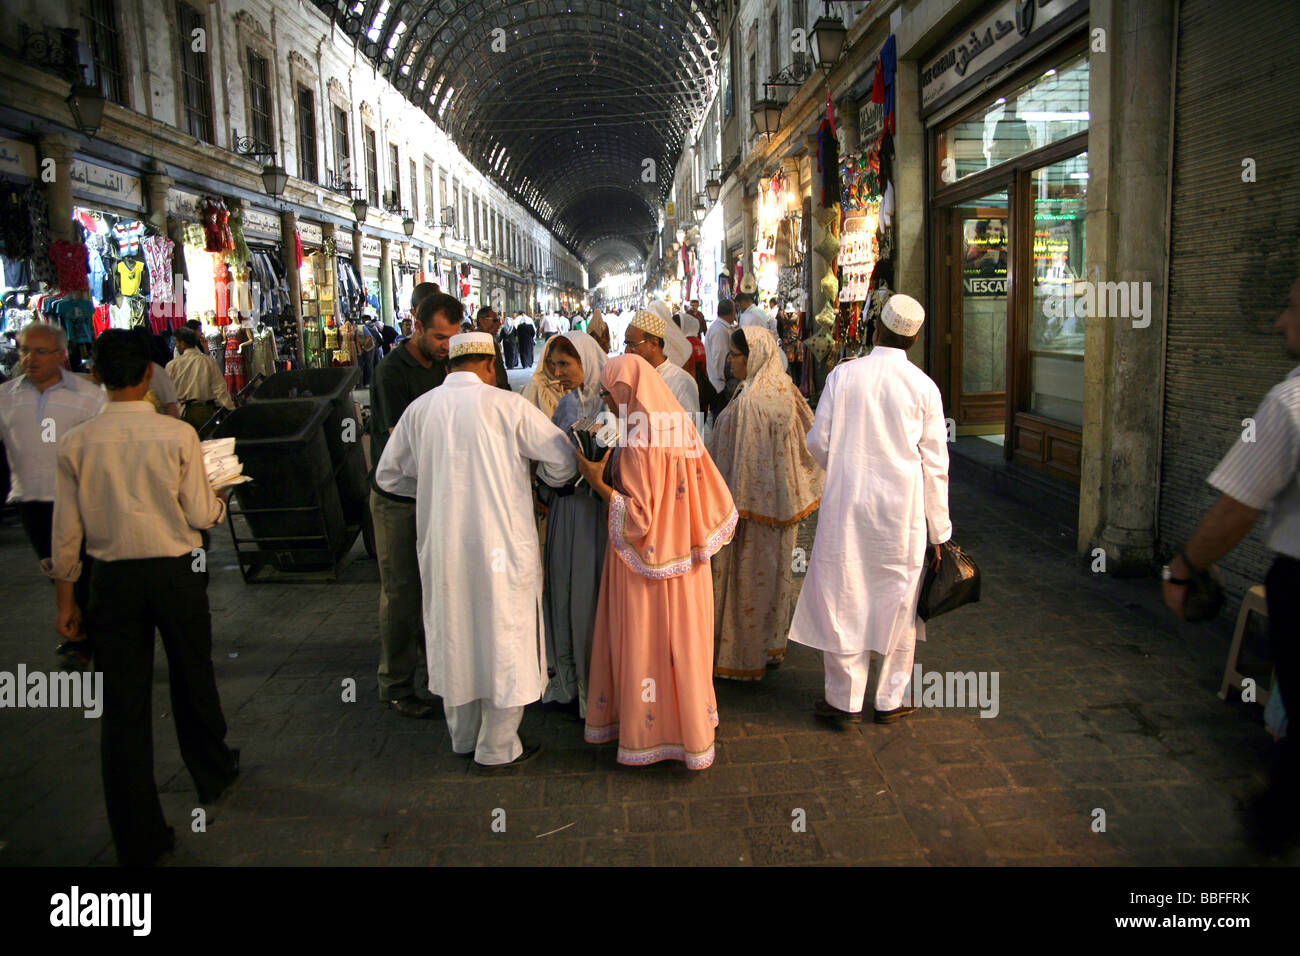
448,331,495,359
881,293,925,337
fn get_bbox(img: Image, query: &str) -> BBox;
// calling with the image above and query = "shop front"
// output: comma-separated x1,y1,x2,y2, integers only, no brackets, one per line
924,2,1089,483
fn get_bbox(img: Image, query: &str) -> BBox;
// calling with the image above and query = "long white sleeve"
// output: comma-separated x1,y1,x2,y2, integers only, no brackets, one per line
516,397,578,487
919,385,953,544
375,410,419,498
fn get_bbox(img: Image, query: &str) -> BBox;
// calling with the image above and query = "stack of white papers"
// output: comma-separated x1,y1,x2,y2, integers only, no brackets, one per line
200,438,252,489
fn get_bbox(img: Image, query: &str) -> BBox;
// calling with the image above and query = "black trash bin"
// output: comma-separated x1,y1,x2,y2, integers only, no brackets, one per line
246,367,369,527
213,399,351,578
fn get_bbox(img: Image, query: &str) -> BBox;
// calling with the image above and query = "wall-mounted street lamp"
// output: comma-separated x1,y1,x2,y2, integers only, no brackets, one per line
260,162,288,198
705,164,722,202
65,73,105,138
812,4,848,75
18,25,106,137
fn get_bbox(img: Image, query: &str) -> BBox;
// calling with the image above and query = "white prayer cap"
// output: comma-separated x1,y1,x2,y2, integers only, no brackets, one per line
881,293,925,337
449,331,495,359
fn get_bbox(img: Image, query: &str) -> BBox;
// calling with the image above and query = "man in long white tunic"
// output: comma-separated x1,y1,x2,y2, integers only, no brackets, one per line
376,332,578,766
788,294,952,724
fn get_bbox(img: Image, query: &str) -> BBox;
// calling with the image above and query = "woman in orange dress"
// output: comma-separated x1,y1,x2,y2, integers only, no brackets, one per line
575,354,737,769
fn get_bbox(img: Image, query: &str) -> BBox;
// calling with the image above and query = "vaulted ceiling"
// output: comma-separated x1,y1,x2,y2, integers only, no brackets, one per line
312,0,722,266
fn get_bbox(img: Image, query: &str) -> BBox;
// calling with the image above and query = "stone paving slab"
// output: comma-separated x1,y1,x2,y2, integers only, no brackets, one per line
0,477,1295,866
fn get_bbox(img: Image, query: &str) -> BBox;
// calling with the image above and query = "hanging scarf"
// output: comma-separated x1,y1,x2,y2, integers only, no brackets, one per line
601,354,737,579
709,327,823,527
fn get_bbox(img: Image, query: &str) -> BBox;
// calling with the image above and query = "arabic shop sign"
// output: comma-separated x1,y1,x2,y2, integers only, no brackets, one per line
70,160,143,209
0,137,38,178
921,0,1080,110
298,222,324,247
242,207,280,238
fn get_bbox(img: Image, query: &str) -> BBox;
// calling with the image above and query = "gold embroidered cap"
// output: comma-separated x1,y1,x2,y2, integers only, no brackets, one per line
449,331,496,359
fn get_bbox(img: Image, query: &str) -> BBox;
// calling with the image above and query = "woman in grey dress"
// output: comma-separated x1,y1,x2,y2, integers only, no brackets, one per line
538,331,608,714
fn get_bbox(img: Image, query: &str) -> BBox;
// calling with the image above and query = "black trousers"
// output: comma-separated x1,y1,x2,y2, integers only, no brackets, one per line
19,500,92,618
503,335,519,368
1266,555,1300,796
88,555,236,865
519,337,535,367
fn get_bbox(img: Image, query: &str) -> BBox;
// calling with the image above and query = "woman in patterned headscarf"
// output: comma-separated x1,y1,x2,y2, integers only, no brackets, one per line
709,326,823,679
521,334,567,421
576,354,737,769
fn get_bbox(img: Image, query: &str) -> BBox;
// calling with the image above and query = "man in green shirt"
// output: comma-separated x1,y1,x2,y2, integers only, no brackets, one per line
369,289,464,717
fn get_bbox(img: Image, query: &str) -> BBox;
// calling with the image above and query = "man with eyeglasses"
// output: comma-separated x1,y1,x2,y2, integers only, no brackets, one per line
624,303,700,417
0,322,105,663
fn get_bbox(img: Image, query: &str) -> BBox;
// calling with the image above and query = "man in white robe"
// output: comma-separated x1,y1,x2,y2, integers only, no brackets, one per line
626,303,700,417
788,294,952,724
376,332,578,766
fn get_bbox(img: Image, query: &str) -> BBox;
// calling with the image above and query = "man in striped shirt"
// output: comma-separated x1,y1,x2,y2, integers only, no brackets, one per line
0,323,105,664
1164,276,1300,853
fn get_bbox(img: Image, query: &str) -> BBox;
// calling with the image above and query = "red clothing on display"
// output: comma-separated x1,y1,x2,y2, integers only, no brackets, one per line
92,303,112,337
224,332,246,395
212,260,231,326
48,241,91,291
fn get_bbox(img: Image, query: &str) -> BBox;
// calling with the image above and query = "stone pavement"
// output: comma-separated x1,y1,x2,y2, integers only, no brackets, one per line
0,476,1291,867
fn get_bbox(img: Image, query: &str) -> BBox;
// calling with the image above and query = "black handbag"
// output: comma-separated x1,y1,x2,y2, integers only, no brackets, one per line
918,541,981,621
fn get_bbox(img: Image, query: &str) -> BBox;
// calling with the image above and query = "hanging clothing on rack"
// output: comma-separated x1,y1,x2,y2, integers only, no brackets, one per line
48,241,91,292
223,329,247,395
115,259,147,297
141,235,175,302
111,219,145,257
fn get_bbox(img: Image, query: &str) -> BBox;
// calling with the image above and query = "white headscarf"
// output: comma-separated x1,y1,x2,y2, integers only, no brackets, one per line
559,330,608,415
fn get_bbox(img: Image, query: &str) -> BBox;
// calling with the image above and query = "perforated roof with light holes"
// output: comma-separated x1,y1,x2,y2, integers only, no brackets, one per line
314,0,721,269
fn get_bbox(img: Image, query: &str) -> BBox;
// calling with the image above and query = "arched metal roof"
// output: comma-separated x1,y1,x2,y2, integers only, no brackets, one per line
314,0,721,264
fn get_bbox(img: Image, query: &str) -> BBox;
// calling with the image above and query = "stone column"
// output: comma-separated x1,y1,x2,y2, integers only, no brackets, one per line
38,134,80,244
280,208,305,367
1080,0,1175,567
142,168,173,235
351,225,363,277
379,237,393,326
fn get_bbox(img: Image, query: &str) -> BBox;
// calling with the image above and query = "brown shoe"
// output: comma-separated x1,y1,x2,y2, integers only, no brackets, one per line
814,698,863,723
874,705,918,724
384,695,436,719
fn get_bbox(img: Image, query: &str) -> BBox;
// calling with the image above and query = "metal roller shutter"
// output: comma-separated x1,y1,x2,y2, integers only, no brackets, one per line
1158,0,1300,597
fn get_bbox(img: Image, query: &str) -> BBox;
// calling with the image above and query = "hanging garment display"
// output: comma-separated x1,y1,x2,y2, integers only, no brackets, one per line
201,197,234,253
56,296,94,345
141,235,175,302
111,219,145,257
224,329,247,395
48,241,91,292
115,259,147,297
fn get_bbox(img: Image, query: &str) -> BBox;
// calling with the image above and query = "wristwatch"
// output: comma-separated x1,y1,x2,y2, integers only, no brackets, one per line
1160,565,1190,585
1162,548,1196,585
